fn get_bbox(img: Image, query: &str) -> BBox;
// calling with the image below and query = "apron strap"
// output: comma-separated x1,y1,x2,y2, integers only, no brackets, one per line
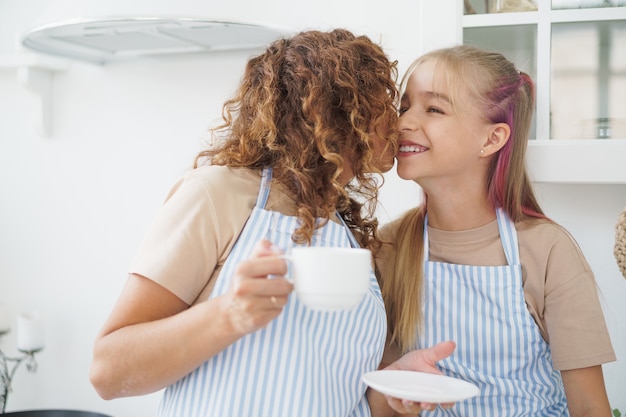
255,167,273,209
495,207,520,265
336,213,360,249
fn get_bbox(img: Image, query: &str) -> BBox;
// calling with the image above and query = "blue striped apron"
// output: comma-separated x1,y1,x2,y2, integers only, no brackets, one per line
155,167,387,417
419,208,568,416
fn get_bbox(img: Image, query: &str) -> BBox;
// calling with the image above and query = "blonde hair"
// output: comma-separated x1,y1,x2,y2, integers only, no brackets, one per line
381,206,426,353
195,29,399,248
384,45,545,353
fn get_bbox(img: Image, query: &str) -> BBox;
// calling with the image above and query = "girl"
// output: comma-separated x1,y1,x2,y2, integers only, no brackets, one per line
376,45,616,416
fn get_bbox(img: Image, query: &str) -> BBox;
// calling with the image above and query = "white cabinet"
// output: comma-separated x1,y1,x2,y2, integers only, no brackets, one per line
418,1,626,184
0,54,69,137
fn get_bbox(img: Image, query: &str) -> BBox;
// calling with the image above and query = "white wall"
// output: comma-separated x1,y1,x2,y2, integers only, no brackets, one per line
533,183,626,411
0,1,624,416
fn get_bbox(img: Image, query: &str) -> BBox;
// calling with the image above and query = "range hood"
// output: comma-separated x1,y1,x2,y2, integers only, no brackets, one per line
21,17,288,65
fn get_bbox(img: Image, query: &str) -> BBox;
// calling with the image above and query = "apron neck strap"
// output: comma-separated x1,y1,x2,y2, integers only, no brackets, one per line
255,167,273,209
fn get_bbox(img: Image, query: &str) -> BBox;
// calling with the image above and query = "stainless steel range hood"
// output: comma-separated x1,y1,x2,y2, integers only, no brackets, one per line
21,17,288,65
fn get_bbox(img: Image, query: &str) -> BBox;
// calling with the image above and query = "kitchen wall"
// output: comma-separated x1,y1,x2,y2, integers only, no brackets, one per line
0,1,624,416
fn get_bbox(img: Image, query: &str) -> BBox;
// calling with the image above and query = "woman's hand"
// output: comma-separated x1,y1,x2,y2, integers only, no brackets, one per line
222,240,293,336
90,240,292,400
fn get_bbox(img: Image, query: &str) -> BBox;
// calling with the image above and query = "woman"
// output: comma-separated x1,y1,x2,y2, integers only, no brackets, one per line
90,29,452,417
376,45,616,416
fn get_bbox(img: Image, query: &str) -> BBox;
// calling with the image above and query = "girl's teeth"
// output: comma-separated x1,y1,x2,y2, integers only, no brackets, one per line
399,145,425,153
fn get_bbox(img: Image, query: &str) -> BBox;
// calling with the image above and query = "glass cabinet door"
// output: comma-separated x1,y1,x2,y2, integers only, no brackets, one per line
462,0,626,140
464,24,538,139
551,19,626,139
444,0,626,183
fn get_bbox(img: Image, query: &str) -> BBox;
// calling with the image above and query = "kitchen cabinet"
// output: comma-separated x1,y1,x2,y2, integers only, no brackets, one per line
0,53,68,137
419,1,626,184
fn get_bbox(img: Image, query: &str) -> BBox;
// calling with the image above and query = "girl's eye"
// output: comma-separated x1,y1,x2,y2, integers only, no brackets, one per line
427,106,444,114
398,106,409,115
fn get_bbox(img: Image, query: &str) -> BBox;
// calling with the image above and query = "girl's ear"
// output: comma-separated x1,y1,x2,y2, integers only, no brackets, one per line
480,123,510,157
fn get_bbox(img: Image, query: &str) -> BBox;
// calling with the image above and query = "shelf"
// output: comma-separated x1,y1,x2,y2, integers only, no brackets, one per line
0,53,69,71
527,139,626,184
0,53,69,137
463,5,626,27
550,6,626,22
21,17,288,65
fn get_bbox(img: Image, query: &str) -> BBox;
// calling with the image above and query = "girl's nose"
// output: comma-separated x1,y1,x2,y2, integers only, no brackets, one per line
398,112,418,131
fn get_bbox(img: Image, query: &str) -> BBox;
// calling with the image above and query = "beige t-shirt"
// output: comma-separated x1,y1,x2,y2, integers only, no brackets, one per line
376,214,616,371
129,165,299,306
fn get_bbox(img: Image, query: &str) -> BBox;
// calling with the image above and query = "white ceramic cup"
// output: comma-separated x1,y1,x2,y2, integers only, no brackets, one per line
285,247,372,311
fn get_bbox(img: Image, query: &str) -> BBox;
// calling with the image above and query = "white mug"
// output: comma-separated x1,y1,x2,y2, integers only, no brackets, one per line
285,247,372,311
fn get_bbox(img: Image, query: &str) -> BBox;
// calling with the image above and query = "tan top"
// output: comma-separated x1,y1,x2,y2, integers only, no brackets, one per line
128,165,299,306
376,214,616,371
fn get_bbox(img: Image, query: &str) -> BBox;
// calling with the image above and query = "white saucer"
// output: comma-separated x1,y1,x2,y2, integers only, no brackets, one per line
362,370,479,403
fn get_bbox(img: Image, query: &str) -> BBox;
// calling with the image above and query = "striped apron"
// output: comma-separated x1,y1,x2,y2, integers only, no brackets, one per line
155,167,387,417
419,208,569,416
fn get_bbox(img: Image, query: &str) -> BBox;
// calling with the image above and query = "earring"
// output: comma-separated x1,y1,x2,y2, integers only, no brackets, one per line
479,149,485,156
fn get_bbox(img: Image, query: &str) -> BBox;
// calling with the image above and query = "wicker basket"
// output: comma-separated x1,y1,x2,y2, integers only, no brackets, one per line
615,206,626,279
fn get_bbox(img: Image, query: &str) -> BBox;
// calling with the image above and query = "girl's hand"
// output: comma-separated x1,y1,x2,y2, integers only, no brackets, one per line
383,396,454,415
383,341,456,415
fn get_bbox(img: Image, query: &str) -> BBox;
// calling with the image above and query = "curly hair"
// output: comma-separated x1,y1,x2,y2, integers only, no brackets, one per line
195,29,399,248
